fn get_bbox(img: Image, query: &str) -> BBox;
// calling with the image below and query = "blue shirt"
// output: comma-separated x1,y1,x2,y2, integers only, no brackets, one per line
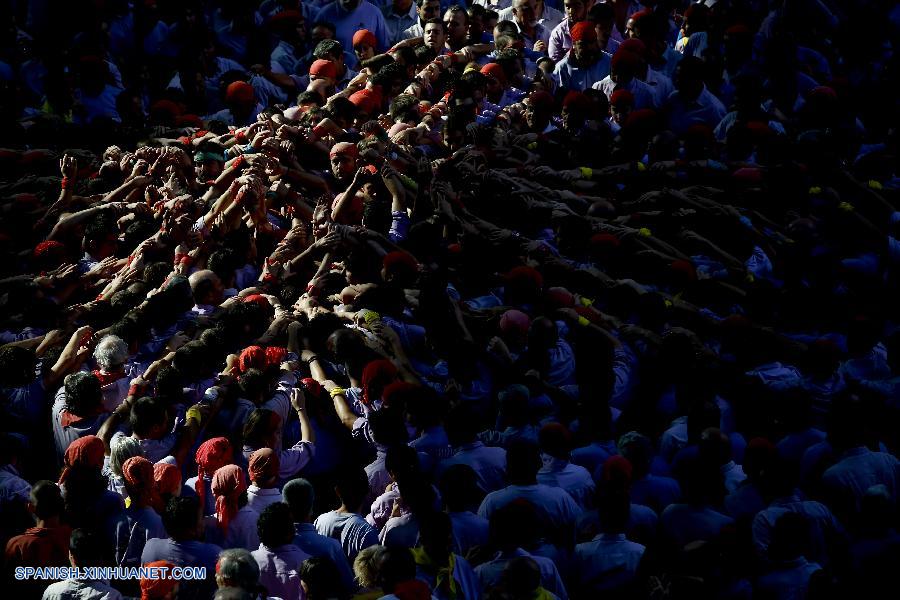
552,53,611,92
314,510,379,562
141,538,222,600
660,504,734,547
438,441,507,493
292,522,355,592
314,1,390,54
664,84,727,136
573,533,645,594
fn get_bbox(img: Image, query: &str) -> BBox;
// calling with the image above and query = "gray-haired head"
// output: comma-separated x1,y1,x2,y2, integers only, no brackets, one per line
282,478,315,522
93,335,128,370
215,548,260,591
109,435,145,478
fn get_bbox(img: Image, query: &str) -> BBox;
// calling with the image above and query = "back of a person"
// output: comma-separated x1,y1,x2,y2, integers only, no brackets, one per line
252,543,309,600
141,537,221,600
660,503,733,547
823,448,899,509
41,578,124,600
573,534,645,595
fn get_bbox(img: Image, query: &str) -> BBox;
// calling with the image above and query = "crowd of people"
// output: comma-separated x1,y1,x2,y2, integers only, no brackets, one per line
1,0,900,599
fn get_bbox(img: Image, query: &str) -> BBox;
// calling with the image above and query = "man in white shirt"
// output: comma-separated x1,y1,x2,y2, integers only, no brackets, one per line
547,0,592,61
400,0,441,39
42,529,124,600
478,440,582,547
664,56,727,136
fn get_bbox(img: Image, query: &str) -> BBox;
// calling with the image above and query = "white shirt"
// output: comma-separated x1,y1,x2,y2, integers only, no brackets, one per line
573,533,645,593
248,485,285,513
42,579,123,600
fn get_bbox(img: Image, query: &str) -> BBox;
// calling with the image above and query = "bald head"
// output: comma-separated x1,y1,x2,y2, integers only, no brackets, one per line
189,270,223,306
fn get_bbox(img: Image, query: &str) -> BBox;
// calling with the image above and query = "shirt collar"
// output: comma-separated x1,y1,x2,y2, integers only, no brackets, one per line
596,533,627,541
456,441,484,452
295,522,316,533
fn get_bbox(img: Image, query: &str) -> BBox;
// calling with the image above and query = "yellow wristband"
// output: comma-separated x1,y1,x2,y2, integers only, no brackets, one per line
579,166,593,179
838,202,855,212
329,387,346,398
527,142,537,150
638,227,652,237
635,161,647,172
577,316,591,327
579,296,594,307
186,406,203,424
868,180,883,190
808,186,822,195
363,310,381,325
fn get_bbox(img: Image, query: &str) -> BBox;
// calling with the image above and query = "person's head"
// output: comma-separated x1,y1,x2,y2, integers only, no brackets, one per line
69,528,106,568
329,141,359,179
310,20,336,45
480,62,506,102
93,334,128,372
417,0,441,23
418,510,453,560
82,216,119,260
564,0,590,24
769,512,810,562
224,81,256,113
500,556,543,597
539,422,572,460
0,346,37,387
443,5,469,47
282,478,316,523
490,500,539,550
194,142,226,182
610,88,634,125
385,444,421,483
610,50,639,85
248,447,280,489
141,560,179,600
505,440,542,485
163,496,203,542
570,20,600,63
512,0,538,29
300,556,345,600
674,56,705,101
189,269,224,307
354,545,384,589
352,29,377,62
63,372,103,418
257,502,296,549
29,480,65,523
216,548,261,591
423,18,448,52
130,397,169,440
335,467,370,512
439,464,484,511
337,0,362,13
154,462,182,501
617,431,652,477
374,546,419,593
524,90,554,133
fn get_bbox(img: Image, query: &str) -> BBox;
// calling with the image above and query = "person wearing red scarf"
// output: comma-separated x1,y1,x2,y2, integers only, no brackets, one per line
188,437,233,516
153,462,182,504
247,447,282,513
207,464,259,551
119,456,167,567
58,435,105,486
140,560,178,600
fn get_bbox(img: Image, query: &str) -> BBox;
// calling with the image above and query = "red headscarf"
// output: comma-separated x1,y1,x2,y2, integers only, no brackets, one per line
601,455,633,491
195,437,233,510
141,560,177,600
570,21,596,43
211,464,248,532
58,435,105,485
362,359,399,406
123,456,163,512
238,346,267,373
153,462,182,498
248,448,280,486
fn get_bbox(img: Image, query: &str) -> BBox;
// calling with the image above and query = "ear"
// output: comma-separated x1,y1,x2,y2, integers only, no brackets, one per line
26,501,36,515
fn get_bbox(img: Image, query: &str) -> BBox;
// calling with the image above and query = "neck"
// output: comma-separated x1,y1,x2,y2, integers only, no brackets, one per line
36,517,61,528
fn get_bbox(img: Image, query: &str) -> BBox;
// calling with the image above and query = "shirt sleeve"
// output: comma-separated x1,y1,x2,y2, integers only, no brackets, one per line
278,441,315,478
